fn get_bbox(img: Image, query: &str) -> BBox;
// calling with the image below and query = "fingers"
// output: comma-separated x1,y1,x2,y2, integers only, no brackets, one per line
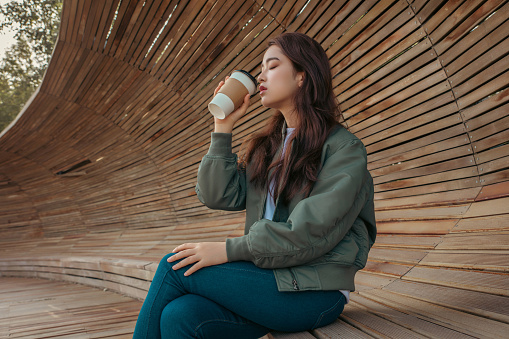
167,242,226,277
213,75,230,96
183,263,202,276
169,248,188,259
171,243,191,253
172,255,198,272
214,82,223,96
229,93,250,118
169,252,202,276
167,244,200,275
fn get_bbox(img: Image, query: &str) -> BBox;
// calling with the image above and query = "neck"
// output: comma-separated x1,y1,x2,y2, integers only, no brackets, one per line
280,108,298,128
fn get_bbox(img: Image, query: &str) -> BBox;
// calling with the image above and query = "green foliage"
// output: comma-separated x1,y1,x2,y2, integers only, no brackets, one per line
0,0,62,133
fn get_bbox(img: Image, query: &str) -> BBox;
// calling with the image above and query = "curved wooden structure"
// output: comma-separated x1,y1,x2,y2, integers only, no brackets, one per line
1,0,508,337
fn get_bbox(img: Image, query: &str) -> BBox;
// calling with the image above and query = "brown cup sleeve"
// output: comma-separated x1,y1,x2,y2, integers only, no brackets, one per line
217,78,249,111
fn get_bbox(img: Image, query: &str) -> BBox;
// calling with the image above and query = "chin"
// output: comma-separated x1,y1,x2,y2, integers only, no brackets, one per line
260,97,277,110
260,97,271,108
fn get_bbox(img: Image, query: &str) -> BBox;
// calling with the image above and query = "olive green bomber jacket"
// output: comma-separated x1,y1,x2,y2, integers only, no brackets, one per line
195,123,376,292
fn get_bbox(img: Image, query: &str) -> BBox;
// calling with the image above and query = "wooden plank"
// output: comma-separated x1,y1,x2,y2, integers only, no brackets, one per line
463,196,509,217
456,69,509,110
337,27,430,105
269,331,316,338
374,156,477,186
349,293,475,338
433,0,505,55
478,156,509,177
344,71,449,125
384,280,509,323
363,260,414,277
311,318,373,338
378,204,470,220
0,277,141,338
480,168,509,186
340,302,428,338
436,231,509,250
375,219,459,234
402,265,509,296
374,187,480,210
419,251,509,272
441,1,509,67
373,234,442,249
367,123,467,166
367,247,428,264
465,101,509,135
374,177,480,200
355,270,398,290
453,213,509,231
356,94,456,142
477,145,509,171
461,85,509,122
364,288,509,338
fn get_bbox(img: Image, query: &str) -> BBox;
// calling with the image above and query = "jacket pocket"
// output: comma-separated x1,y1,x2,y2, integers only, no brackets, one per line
290,266,322,290
307,231,359,267
273,266,322,291
326,233,359,265
350,218,370,268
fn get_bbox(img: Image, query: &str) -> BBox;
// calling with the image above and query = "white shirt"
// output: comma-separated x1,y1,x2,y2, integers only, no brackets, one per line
263,128,350,303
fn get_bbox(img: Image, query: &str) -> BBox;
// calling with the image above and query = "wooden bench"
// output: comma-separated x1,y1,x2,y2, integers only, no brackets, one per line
1,0,508,337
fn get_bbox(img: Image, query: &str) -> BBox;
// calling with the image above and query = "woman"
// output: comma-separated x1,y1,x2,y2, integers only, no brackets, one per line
133,32,376,339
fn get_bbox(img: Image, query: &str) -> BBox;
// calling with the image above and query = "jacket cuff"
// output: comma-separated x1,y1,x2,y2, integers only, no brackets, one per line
208,133,233,156
226,236,254,262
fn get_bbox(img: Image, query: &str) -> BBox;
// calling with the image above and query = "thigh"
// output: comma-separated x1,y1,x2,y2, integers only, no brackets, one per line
170,254,346,332
160,294,270,339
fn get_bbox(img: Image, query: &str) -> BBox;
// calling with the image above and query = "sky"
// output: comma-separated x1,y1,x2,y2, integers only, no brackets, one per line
0,0,20,60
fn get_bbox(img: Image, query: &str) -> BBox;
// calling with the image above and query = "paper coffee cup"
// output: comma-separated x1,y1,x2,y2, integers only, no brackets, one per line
208,70,258,119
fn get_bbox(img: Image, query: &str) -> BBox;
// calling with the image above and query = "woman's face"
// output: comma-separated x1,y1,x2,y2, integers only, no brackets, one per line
257,45,304,111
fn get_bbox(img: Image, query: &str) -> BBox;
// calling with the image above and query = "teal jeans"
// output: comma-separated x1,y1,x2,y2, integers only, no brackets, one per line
133,253,346,338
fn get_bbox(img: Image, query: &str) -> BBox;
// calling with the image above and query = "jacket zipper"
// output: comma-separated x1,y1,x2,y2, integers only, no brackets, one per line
290,269,300,290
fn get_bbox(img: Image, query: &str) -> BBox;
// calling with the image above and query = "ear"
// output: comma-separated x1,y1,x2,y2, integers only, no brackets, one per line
298,72,305,87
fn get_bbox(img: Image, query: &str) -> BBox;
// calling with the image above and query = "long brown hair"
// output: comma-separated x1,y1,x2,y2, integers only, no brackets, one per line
239,32,345,205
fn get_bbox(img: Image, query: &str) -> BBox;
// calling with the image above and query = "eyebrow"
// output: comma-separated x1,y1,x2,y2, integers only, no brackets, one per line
261,57,280,69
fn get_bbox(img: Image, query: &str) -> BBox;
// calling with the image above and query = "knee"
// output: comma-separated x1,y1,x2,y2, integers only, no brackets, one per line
160,295,206,337
160,252,177,265
153,253,179,278
158,252,181,269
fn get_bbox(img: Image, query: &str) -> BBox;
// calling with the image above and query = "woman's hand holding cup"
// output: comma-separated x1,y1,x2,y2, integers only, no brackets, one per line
213,75,250,133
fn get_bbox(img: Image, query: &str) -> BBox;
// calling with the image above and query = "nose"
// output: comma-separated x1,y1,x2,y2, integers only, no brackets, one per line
257,70,265,84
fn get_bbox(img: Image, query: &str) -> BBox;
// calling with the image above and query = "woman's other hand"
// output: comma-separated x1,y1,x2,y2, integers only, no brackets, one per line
213,75,251,133
168,242,228,276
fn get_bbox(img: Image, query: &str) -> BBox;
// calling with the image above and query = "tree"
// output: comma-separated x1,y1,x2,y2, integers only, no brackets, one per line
0,0,62,133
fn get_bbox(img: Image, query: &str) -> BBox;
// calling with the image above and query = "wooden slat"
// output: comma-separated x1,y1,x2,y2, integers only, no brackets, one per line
0,277,141,338
347,294,475,338
363,288,508,338
384,280,509,323
340,302,428,338
419,251,509,272
402,266,509,296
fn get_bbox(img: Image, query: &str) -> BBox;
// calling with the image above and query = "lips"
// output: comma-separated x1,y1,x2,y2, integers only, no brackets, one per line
260,86,267,93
